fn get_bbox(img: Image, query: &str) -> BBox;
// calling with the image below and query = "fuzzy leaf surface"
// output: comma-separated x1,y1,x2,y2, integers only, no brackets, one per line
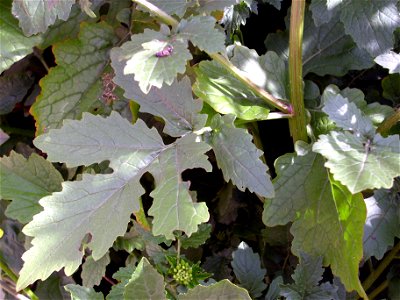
30,22,116,135
110,55,207,137
81,253,110,288
180,223,211,249
263,143,366,296
265,10,373,76
193,60,270,120
112,25,191,93
146,0,193,17
197,0,237,13
0,151,63,223
12,0,75,36
231,241,267,297
178,279,251,299
107,266,135,300
177,16,225,53
123,257,166,300
363,183,400,260
17,112,210,290
209,114,274,197
64,284,104,300
280,253,338,300
340,0,400,57
375,51,400,74
0,0,41,72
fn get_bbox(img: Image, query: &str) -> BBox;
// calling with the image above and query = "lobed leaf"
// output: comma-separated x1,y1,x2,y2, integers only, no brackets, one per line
231,241,267,297
0,151,63,223
12,0,75,36
263,143,367,296
107,266,135,300
180,223,212,249
123,257,166,300
209,114,274,197
0,0,41,73
363,183,400,260
178,279,251,299
30,21,117,135
81,253,111,288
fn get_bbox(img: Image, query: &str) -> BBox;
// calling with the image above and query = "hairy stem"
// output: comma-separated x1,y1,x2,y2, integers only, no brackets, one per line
363,240,400,291
132,0,292,114
288,0,308,143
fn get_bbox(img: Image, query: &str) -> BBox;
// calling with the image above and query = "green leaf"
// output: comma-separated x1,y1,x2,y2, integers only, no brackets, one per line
209,114,274,197
231,241,267,297
35,274,70,300
146,0,194,18
265,10,373,77
123,257,166,300
31,21,117,135
197,0,237,13
309,0,341,26
263,143,367,296
180,223,212,249
363,182,400,260
340,0,400,57
148,134,212,239
262,0,283,10
375,51,400,74
81,253,111,288
265,276,283,300
221,1,256,39
193,60,270,120
177,279,251,299
107,266,135,300
0,0,41,73
177,16,225,53
230,44,288,100
12,0,75,36
382,74,400,104
280,253,338,300
17,112,211,290
110,52,207,136
64,284,104,300
0,151,63,223
112,25,192,93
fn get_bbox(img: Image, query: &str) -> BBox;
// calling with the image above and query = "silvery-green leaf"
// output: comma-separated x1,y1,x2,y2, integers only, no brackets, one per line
375,51,400,74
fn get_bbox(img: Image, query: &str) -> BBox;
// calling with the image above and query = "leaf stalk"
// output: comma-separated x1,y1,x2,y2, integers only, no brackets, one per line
288,0,308,143
132,0,292,114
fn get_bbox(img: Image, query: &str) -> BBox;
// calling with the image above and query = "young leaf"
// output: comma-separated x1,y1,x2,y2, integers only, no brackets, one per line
0,0,41,73
81,253,111,288
12,0,75,36
263,142,367,297
265,10,373,77
123,257,166,300
363,183,400,260
209,114,274,198
265,276,283,300
340,0,400,57
111,25,192,93
110,51,207,137
177,16,225,54
17,112,211,290
0,151,63,224
64,284,104,300
193,60,271,121
231,241,267,297
177,279,251,299
30,21,117,135
375,51,400,74
107,265,135,300
280,253,338,300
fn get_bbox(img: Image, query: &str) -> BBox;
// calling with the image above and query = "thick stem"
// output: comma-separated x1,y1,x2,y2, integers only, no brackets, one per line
132,0,291,114
363,240,400,291
288,0,308,143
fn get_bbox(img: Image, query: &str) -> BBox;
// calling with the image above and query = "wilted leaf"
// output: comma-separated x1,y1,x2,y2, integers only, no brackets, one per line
263,142,367,297
209,114,274,197
123,257,166,300
12,0,75,36
0,151,63,223
30,21,117,135
178,279,251,299
231,241,267,297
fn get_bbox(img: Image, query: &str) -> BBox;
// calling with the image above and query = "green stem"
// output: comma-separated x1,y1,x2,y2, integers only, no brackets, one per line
288,0,308,143
0,260,39,300
368,280,388,300
363,240,400,291
132,0,291,114
376,108,400,137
